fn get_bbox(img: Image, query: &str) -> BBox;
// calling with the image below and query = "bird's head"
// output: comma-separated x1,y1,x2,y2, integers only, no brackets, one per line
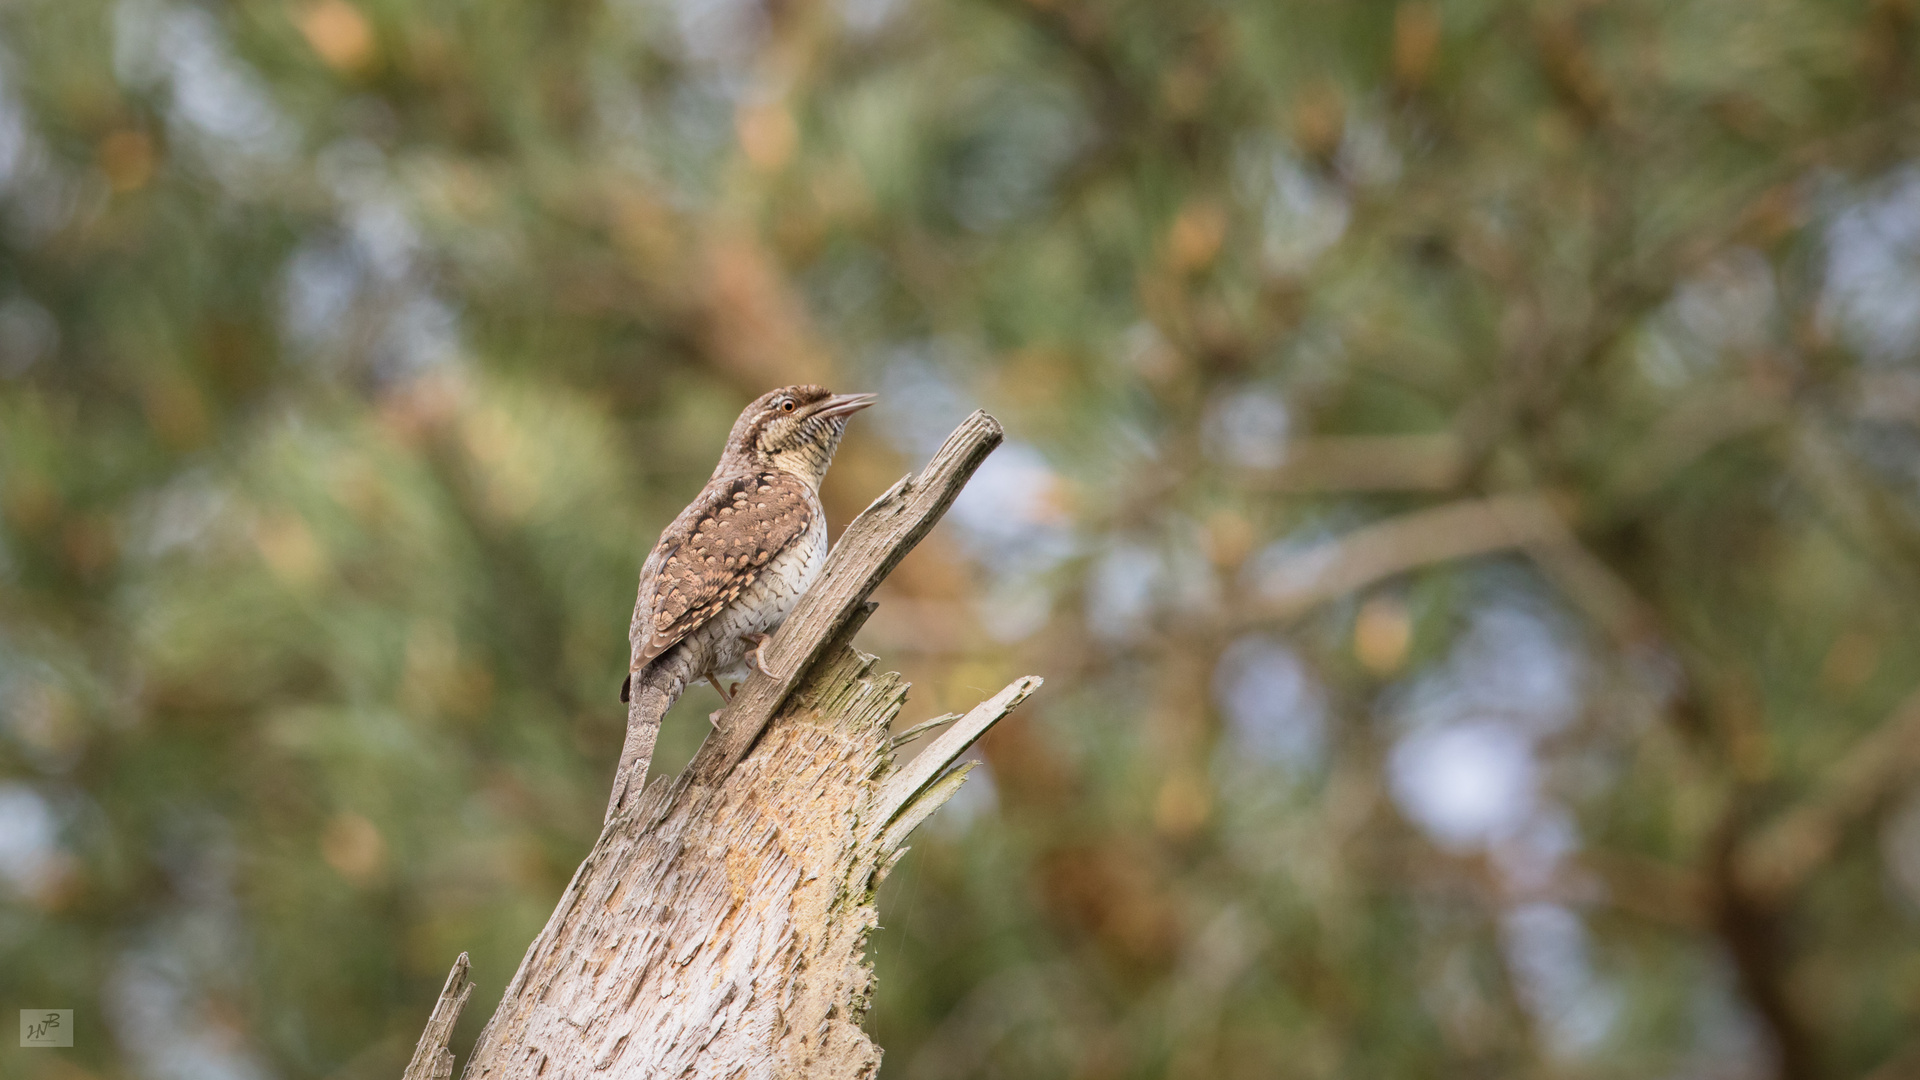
721,385,876,488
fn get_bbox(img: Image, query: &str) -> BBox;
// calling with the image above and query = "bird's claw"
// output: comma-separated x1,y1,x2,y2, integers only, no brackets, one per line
742,632,773,677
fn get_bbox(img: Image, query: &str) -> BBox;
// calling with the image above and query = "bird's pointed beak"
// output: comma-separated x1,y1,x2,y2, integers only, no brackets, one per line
814,392,877,420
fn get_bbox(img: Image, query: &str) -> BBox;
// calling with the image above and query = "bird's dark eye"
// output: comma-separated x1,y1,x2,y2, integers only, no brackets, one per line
779,399,796,413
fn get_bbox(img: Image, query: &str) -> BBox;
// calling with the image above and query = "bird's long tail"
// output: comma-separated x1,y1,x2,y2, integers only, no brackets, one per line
606,660,689,822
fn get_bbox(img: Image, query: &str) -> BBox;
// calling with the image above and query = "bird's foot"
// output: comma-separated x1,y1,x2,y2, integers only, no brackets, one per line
708,674,733,703
708,709,725,729
742,633,773,676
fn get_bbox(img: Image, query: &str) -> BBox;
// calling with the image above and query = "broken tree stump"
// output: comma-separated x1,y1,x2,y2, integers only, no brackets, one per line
406,411,1040,1079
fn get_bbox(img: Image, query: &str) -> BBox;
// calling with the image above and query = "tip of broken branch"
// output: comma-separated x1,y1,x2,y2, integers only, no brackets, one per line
690,410,1009,784
874,675,1042,848
404,952,475,1080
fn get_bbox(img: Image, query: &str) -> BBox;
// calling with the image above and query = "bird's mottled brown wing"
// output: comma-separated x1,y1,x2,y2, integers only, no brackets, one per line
629,470,815,672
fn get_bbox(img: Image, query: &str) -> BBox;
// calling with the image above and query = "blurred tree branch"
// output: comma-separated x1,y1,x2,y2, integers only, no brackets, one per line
1240,434,1466,493
1236,496,1571,626
1235,492,1655,643
10,0,1920,1075
1738,685,1920,904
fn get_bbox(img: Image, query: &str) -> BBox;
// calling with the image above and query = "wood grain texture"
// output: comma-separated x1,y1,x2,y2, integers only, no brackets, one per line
404,952,473,1080
605,410,1002,819
441,410,1037,1080
693,409,1005,783
873,676,1041,830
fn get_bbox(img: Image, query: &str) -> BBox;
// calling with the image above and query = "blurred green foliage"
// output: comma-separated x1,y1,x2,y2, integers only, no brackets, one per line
5,0,1920,1078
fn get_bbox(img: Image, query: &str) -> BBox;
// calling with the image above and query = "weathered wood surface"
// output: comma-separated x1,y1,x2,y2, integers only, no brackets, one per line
691,408,1008,783
606,409,1004,817
404,952,473,1080
413,411,1039,1080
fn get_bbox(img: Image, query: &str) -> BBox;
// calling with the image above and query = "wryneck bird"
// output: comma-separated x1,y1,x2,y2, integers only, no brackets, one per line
621,385,875,721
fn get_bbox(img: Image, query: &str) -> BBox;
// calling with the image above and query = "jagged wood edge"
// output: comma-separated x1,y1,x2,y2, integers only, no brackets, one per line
414,411,1013,1079
403,952,473,1080
889,712,962,749
689,409,1005,784
874,675,1042,833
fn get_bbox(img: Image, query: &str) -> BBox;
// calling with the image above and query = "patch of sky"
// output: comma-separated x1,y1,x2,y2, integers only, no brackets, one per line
0,782,60,899
317,142,419,275
839,0,910,37
670,0,769,81
975,566,1058,644
0,53,31,193
1637,247,1778,389
1083,531,1218,642
1501,902,1623,1058
110,938,275,1080
1489,805,1580,894
280,237,360,354
1337,107,1403,190
1383,601,1586,851
1085,541,1161,642
0,293,57,376
1682,954,1778,1080
1240,515,1355,606
926,760,998,837
1446,603,1586,736
1233,136,1350,276
1201,384,1291,470
1212,635,1328,771
871,343,979,459
950,443,1076,574
114,0,298,191
108,814,275,1080
0,48,83,242
278,139,465,382
1389,720,1539,850
1380,592,1613,1053
1820,166,1920,365
870,344,1076,580
373,294,463,380
1881,788,1920,910
1381,597,1586,853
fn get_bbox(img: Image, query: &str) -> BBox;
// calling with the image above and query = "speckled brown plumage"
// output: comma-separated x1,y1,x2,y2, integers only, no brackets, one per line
624,385,875,705
632,470,814,669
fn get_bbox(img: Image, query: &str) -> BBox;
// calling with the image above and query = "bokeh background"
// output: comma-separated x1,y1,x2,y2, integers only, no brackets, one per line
5,0,1920,1077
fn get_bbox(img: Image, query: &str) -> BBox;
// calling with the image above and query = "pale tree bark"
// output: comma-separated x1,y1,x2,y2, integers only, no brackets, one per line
404,953,473,1080
404,412,1038,1080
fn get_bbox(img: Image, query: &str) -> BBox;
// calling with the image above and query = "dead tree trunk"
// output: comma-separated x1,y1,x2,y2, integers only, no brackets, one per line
405,412,1038,1080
